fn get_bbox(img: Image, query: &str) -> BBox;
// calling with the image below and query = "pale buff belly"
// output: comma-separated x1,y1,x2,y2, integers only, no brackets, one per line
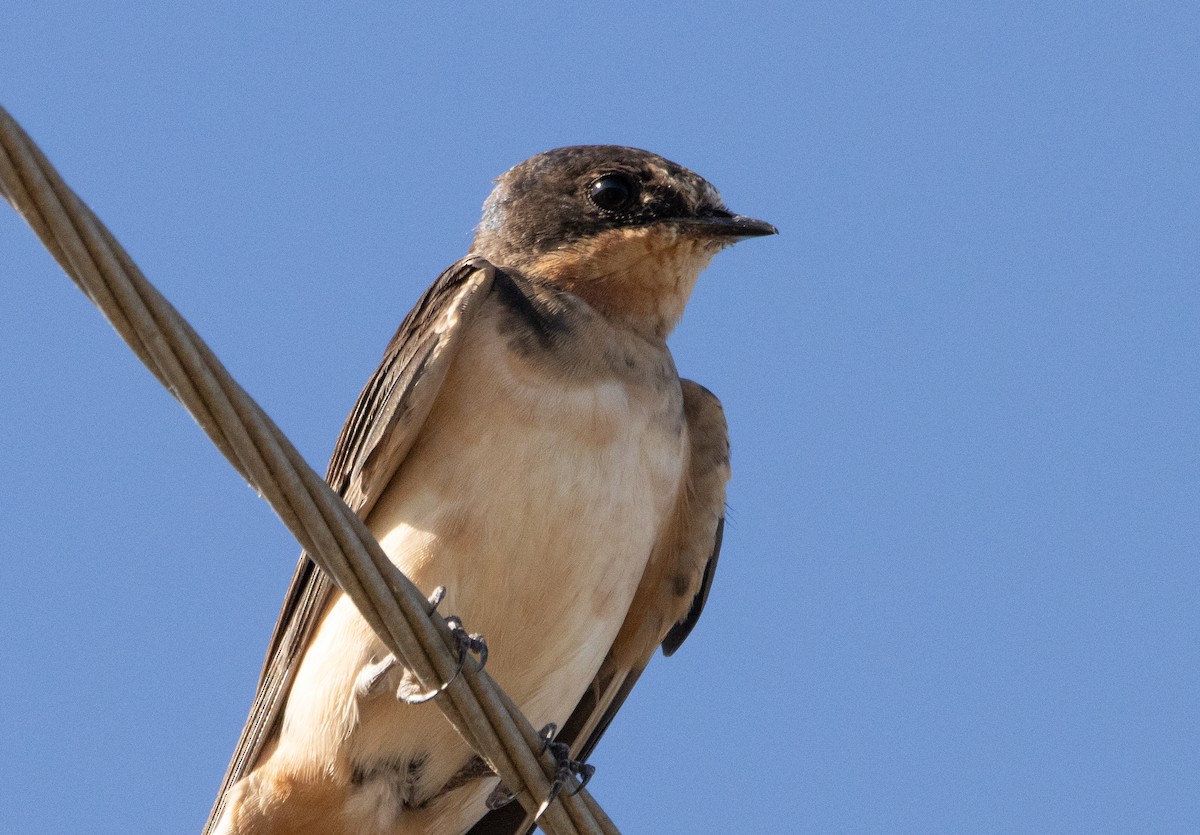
265,313,685,833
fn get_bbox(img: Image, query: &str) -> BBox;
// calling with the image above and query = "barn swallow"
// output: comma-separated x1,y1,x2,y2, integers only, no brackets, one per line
205,146,775,835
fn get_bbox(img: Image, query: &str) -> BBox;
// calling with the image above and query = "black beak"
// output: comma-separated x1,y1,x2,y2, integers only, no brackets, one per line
677,211,778,240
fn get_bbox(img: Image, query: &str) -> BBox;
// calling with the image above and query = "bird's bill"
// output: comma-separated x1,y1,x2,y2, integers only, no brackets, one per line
673,213,778,240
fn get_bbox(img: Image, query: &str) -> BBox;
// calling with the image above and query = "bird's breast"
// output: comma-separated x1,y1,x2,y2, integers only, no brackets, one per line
367,295,686,717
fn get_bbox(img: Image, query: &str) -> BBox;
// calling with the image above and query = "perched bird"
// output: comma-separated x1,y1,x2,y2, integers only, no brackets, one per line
206,146,775,835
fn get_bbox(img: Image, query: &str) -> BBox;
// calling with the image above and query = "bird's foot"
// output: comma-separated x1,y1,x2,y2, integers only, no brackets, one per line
535,724,595,813
397,587,487,704
482,725,596,813
354,587,488,703
483,725,596,813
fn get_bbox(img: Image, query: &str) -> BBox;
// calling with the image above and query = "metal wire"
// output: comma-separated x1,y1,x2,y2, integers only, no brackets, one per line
0,104,618,835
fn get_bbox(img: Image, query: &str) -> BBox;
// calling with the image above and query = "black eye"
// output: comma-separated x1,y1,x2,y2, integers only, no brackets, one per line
588,173,639,213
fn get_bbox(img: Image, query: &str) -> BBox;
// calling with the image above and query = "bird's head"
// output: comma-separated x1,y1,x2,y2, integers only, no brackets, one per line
472,146,776,339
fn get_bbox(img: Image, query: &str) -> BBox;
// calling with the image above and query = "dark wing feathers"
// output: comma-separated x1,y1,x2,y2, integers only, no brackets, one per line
662,516,723,656
203,258,496,835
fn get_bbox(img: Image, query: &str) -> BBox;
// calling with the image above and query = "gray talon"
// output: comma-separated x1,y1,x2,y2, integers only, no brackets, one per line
485,783,516,810
536,723,594,807
427,585,447,613
445,615,489,670
568,762,596,796
396,601,487,704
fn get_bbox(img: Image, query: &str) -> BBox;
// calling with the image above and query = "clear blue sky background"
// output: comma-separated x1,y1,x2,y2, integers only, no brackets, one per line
1,4,1197,833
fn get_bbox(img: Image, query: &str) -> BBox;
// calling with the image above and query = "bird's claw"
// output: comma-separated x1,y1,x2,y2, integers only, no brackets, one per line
356,587,487,704
485,783,516,810
484,725,596,814
536,724,595,812
426,585,447,613
397,589,487,704
446,614,489,669
568,762,596,796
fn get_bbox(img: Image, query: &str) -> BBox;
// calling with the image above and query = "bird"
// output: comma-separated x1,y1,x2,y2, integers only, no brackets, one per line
204,145,776,835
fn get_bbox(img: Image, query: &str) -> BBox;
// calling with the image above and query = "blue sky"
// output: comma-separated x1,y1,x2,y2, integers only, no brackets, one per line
2,4,1197,833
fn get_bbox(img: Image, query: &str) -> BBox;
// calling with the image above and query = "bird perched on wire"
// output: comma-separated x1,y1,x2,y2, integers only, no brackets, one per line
205,145,776,835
